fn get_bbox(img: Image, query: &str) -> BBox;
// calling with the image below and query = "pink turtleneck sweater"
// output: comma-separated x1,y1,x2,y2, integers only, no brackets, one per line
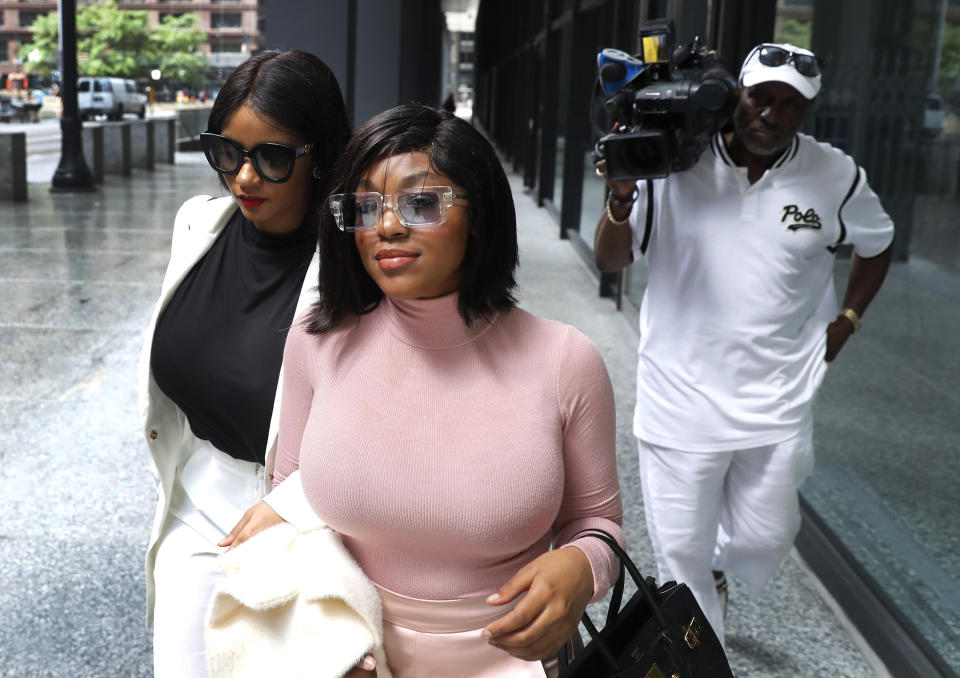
274,293,624,601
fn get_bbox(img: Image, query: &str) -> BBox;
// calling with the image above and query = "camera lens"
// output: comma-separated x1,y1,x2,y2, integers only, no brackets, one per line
603,130,672,180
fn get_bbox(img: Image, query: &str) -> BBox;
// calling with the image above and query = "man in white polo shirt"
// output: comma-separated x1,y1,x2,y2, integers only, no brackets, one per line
594,43,894,641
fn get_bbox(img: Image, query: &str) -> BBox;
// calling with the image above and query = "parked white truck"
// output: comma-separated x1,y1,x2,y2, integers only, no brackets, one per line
77,77,147,121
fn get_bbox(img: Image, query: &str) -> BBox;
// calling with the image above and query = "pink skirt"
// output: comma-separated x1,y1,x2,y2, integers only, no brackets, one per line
377,585,558,678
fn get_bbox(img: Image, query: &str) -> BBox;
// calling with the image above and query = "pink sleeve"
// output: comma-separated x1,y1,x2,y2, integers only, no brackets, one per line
273,317,315,487
552,326,626,603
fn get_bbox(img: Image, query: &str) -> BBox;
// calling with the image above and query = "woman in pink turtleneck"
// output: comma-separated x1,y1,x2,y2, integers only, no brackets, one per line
224,105,625,677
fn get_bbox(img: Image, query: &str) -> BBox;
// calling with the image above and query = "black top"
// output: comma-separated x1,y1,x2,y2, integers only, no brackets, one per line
151,208,315,464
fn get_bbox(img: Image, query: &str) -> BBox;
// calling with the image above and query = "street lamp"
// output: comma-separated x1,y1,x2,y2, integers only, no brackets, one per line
51,0,94,192
151,69,162,81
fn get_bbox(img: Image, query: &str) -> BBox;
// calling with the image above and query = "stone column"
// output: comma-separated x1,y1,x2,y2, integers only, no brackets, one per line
153,116,176,164
102,122,132,176
129,119,155,171
81,124,104,183
0,132,27,201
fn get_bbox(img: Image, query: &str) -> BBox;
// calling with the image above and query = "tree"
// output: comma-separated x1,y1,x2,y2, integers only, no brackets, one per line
19,0,207,86
150,14,208,89
77,0,152,79
20,12,59,80
938,21,960,100
775,19,813,50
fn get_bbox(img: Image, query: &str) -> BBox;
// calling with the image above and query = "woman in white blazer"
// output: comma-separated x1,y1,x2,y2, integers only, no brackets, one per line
138,50,350,677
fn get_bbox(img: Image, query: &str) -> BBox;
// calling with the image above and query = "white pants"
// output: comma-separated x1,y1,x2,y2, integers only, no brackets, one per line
637,419,814,642
152,442,265,678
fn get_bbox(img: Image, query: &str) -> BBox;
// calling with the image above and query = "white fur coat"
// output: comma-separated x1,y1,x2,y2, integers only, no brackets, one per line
206,522,391,678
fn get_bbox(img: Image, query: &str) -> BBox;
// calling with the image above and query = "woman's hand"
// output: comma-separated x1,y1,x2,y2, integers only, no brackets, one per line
218,500,286,550
343,653,377,677
482,547,594,661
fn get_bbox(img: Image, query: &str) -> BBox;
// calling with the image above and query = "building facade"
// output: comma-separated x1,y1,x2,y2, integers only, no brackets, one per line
260,0,445,127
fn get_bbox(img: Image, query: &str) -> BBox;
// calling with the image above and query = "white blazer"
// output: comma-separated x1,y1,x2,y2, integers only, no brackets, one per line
137,195,320,625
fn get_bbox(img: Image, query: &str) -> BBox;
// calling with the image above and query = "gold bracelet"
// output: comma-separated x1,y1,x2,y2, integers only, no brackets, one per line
606,196,632,225
839,307,861,333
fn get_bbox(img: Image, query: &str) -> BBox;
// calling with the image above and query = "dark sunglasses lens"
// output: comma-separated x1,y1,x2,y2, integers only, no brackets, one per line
203,136,241,173
758,47,821,77
758,47,788,67
254,145,295,181
792,55,821,76
397,191,443,225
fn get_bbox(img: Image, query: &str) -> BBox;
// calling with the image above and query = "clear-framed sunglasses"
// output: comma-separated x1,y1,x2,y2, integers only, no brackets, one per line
328,186,470,232
200,131,313,183
754,44,826,77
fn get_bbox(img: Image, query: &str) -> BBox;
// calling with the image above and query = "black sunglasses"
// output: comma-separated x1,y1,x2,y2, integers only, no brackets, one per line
200,132,313,183
756,45,826,77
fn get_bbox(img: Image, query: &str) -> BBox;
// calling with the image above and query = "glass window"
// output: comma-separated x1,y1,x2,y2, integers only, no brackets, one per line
579,2,616,248
210,13,242,29
211,42,243,53
553,25,572,209
549,0,575,21
790,0,960,672
19,11,42,27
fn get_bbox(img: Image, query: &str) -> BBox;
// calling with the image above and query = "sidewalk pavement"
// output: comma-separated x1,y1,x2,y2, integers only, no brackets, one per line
0,159,885,677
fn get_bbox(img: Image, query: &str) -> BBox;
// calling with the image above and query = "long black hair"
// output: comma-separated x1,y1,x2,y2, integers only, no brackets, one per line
206,50,350,203
307,105,518,333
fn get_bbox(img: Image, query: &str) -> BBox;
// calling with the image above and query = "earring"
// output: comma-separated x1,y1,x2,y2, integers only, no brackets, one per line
312,166,323,180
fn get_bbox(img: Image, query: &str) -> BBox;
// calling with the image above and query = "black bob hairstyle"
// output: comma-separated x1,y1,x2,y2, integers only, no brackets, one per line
306,104,519,334
206,49,350,203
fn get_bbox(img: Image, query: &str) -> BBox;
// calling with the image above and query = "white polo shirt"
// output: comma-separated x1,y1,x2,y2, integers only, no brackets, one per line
628,132,894,452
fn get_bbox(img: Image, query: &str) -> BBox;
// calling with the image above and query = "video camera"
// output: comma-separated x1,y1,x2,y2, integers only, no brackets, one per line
594,19,738,181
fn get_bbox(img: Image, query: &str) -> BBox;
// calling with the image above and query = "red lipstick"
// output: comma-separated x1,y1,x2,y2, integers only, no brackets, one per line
239,194,266,208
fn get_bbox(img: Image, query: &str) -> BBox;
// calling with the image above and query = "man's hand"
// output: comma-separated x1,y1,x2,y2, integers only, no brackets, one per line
594,123,639,272
825,316,855,362
218,501,286,550
482,548,593,662
596,158,639,203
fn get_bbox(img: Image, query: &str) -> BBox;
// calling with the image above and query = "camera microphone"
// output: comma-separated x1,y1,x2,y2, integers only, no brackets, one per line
597,48,644,94
600,62,627,83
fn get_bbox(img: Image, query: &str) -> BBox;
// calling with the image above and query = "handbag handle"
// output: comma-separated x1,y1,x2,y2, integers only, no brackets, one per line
572,529,670,631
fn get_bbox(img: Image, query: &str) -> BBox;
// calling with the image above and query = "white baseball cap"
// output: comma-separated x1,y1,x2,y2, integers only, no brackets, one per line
739,43,822,100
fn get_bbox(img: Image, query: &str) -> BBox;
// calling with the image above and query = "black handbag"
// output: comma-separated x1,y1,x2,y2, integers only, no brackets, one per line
557,529,733,678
